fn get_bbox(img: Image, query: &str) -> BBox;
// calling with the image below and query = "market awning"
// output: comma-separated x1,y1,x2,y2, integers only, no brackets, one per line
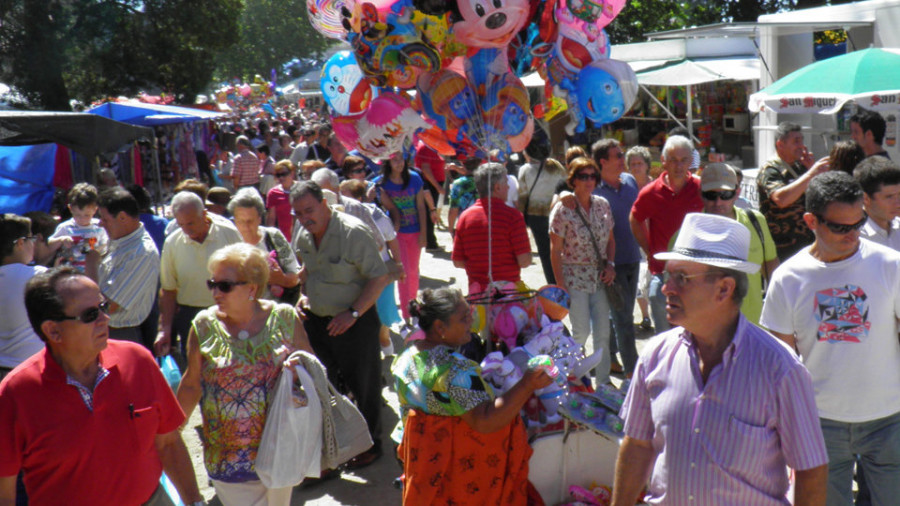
635,57,760,86
646,21,874,40
87,101,225,126
0,111,153,158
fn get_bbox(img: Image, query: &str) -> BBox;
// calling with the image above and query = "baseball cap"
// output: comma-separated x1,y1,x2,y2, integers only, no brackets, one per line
700,163,739,192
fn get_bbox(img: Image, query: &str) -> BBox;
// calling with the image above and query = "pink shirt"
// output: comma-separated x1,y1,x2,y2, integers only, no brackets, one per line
620,315,827,504
266,184,295,242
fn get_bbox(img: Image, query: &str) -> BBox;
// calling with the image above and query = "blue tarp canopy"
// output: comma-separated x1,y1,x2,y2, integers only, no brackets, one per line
87,102,225,126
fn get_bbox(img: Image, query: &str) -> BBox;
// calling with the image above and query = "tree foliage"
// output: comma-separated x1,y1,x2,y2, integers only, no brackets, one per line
214,0,331,83
0,0,240,110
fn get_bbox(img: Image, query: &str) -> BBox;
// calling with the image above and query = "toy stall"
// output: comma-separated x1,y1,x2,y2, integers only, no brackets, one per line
467,281,628,506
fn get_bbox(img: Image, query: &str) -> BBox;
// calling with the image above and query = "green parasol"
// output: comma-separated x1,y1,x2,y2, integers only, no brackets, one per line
749,48,900,114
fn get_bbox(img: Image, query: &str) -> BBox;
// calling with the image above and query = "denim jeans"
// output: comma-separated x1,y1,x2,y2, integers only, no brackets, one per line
569,286,611,385
609,262,640,375
820,410,900,506
648,273,671,333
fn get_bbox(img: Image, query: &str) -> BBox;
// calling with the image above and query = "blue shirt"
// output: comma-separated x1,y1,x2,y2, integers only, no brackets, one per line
139,213,168,253
595,172,642,264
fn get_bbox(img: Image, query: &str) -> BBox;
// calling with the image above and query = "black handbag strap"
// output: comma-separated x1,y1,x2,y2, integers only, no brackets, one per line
573,199,606,268
523,160,544,215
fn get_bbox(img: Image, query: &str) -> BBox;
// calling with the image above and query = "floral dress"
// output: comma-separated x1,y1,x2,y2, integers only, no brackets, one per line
192,303,297,483
392,344,535,506
549,195,614,293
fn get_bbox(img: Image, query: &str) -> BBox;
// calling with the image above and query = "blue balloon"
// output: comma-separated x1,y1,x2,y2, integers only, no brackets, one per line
575,59,638,126
320,51,378,116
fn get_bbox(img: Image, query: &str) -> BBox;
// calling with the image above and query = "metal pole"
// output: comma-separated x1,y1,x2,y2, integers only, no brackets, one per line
687,84,694,141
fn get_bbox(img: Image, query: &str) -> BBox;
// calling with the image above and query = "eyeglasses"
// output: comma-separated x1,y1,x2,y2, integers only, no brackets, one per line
814,212,868,234
575,172,598,181
663,270,724,289
54,300,110,324
12,235,37,246
275,172,291,178
206,279,248,293
701,190,737,201
349,167,367,175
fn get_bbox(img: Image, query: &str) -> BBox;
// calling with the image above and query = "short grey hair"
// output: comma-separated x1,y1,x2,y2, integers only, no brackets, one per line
662,135,693,159
775,121,802,144
625,146,651,168
311,168,340,191
227,187,266,218
171,191,205,216
474,163,507,198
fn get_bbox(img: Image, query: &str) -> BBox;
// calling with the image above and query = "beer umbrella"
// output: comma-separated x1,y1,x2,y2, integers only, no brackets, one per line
749,47,900,114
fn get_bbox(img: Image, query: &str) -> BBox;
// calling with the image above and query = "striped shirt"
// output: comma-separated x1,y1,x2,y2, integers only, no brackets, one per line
620,314,827,505
451,198,531,288
98,224,160,328
231,150,260,187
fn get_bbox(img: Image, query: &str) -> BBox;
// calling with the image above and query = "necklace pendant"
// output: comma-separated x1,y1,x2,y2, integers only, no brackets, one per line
238,330,250,340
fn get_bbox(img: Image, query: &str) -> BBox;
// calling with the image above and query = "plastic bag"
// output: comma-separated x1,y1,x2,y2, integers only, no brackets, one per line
158,355,181,391
256,366,322,488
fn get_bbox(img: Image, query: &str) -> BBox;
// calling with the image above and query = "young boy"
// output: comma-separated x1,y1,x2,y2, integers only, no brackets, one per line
49,183,108,272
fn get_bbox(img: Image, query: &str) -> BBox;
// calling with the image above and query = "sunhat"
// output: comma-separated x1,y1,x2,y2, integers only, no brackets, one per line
655,213,760,274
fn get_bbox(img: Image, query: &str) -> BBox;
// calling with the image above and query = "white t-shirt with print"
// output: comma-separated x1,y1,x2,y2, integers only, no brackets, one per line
760,240,900,423
50,218,108,271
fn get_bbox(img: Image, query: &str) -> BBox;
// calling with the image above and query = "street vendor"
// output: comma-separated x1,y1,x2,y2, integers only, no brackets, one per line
612,213,828,506
392,287,552,506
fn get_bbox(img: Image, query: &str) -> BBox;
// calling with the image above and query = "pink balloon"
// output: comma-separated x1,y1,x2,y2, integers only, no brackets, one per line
453,0,530,48
333,92,429,158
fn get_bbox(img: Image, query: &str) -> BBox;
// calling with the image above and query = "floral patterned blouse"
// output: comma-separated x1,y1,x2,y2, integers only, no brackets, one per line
549,195,614,293
192,303,297,483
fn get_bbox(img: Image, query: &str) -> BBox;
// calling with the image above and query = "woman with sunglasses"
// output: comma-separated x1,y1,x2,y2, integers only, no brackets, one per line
549,157,616,386
264,160,298,242
342,155,374,199
0,213,45,381
176,243,314,506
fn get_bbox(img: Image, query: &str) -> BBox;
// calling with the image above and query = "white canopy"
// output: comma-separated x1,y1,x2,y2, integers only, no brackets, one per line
635,57,760,86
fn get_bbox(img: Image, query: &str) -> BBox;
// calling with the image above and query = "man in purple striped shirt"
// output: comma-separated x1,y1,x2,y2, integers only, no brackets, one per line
614,213,828,506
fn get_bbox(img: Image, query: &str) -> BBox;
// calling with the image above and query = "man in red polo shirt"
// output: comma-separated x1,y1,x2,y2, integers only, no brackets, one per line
452,162,532,293
0,267,204,506
629,135,703,333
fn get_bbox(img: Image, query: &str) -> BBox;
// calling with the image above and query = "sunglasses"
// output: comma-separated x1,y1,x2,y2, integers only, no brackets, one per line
608,152,625,159
663,270,725,289
275,172,291,178
55,300,111,324
349,167,367,174
701,190,737,201
814,212,868,234
206,279,248,293
575,172,598,181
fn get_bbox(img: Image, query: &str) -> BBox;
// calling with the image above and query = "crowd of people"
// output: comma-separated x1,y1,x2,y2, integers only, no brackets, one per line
0,106,899,505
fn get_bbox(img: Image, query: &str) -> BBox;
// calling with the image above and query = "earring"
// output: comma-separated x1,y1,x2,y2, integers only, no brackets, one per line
248,293,255,301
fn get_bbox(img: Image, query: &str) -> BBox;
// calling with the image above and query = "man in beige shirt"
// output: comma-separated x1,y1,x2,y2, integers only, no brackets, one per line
155,192,241,358
291,180,389,470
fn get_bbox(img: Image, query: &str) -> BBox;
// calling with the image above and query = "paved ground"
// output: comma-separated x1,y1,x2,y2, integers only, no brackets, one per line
185,212,656,505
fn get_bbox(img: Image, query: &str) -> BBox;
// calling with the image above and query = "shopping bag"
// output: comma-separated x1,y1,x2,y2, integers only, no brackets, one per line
160,472,185,506
321,378,374,469
158,355,181,391
255,365,323,488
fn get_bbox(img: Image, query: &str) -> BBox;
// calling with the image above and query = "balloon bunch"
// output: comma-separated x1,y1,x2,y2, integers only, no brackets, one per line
529,0,638,134
310,0,636,159
215,75,275,111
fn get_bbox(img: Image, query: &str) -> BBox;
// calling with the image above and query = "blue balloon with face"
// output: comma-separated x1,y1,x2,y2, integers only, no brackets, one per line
320,51,377,116
576,64,625,125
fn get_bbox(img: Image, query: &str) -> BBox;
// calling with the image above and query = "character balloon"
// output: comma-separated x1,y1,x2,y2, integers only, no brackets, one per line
452,0,531,49
332,92,430,159
320,51,378,115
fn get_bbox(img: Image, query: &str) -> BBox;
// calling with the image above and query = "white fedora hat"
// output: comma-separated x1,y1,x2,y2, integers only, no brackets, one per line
655,213,760,274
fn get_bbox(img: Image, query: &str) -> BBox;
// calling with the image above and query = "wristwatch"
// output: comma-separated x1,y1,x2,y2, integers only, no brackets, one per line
608,261,616,268
350,307,360,319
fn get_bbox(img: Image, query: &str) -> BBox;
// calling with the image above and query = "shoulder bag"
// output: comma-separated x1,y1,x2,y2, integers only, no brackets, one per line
573,200,626,311
264,230,302,305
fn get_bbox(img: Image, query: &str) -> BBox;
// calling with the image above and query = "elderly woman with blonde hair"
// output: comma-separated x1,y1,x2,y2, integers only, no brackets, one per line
176,243,314,506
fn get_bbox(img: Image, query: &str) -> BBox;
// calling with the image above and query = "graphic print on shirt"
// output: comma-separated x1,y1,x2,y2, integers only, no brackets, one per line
814,285,871,343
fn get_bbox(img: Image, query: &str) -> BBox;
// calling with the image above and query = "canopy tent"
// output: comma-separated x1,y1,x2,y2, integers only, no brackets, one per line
748,47,900,114
87,101,225,127
0,111,154,214
0,111,153,158
632,56,760,141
